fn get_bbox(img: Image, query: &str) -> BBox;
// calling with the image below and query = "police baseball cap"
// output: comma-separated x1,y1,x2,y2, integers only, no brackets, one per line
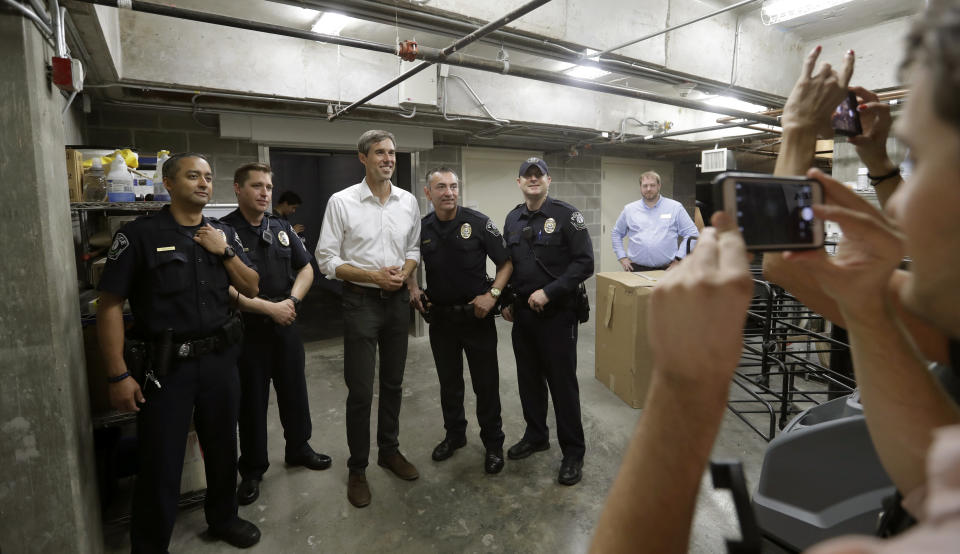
518,157,549,177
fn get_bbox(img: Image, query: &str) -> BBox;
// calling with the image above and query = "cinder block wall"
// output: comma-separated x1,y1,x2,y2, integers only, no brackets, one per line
543,152,602,286
84,106,259,203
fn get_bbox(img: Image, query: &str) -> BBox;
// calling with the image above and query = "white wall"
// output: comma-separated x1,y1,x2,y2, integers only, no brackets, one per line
802,15,916,90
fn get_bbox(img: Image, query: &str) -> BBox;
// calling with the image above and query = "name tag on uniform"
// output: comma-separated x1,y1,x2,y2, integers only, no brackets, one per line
659,213,672,219
156,246,176,252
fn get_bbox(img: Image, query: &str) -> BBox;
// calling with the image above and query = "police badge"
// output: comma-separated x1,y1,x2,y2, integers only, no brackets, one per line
543,218,557,234
460,223,472,239
278,230,290,247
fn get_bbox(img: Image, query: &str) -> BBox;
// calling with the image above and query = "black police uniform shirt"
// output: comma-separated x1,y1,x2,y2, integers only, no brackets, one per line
503,196,594,299
98,206,256,339
420,206,510,305
221,210,310,299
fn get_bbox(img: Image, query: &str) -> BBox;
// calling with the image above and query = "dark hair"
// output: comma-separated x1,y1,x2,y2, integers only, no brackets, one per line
276,190,302,205
901,0,960,133
357,130,397,155
424,166,459,187
234,162,272,187
162,152,210,180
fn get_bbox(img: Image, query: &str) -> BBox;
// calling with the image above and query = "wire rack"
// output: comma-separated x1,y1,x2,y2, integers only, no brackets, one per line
728,272,856,441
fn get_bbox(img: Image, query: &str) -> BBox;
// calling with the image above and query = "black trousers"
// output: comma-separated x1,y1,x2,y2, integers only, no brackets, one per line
428,312,505,450
342,287,410,470
237,317,312,480
130,344,241,553
511,305,585,460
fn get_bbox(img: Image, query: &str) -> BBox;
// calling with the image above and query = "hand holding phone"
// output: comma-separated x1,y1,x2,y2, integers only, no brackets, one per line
832,91,863,137
712,172,824,251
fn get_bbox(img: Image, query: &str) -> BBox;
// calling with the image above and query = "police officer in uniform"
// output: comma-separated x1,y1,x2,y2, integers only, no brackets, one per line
501,157,594,486
97,153,262,551
221,163,332,507
407,167,512,474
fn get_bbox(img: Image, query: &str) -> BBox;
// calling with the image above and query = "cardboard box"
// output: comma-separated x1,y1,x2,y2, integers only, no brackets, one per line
66,148,84,202
594,271,665,408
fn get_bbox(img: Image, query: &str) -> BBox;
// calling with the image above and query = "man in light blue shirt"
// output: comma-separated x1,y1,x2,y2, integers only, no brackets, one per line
612,171,699,271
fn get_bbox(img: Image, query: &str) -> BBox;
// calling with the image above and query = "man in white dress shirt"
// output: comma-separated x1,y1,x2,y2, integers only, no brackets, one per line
315,130,421,508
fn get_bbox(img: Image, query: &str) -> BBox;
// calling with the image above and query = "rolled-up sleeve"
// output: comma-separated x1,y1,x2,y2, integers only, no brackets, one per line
315,196,346,278
404,196,421,264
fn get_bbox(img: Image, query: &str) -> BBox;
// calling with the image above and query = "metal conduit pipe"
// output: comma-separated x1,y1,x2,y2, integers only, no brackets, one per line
442,75,510,125
415,47,781,126
75,0,779,126
72,0,397,55
595,0,761,57
271,0,785,107
3,0,54,36
621,121,768,143
328,0,554,121
28,0,50,23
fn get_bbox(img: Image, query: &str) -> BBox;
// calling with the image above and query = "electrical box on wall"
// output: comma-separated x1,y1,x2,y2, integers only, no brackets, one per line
398,61,439,108
700,148,736,173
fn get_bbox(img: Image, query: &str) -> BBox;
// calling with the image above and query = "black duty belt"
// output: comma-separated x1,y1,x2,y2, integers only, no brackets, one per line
432,303,493,320
172,316,244,359
344,282,405,298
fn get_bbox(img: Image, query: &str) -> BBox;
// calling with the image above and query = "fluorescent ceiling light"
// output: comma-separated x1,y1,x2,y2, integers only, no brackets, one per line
704,95,767,113
761,0,855,25
566,65,610,80
311,12,353,36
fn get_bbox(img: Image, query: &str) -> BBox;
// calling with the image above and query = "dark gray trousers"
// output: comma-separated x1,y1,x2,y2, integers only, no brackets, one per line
342,286,410,470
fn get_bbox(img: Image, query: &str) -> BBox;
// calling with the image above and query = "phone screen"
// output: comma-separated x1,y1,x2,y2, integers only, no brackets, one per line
734,179,819,247
832,91,862,136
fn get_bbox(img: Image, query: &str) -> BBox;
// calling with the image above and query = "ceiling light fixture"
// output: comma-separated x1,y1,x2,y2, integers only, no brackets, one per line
704,95,767,113
566,65,610,80
760,0,855,25
311,12,353,36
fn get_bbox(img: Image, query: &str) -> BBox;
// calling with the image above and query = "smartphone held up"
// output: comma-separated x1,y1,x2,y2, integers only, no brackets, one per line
711,172,824,252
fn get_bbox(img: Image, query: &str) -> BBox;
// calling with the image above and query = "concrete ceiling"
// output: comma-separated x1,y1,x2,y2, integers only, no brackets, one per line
757,0,924,40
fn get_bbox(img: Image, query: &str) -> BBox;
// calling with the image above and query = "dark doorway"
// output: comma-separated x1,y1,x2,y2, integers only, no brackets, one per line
269,149,413,341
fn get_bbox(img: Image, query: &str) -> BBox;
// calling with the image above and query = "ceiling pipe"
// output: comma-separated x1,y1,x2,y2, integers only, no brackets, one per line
72,0,398,54
594,0,761,58
271,0,784,107
73,0,779,126
328,0,554,121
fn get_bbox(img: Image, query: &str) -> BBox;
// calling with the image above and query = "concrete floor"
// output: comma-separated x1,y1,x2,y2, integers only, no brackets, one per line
103,291,775,553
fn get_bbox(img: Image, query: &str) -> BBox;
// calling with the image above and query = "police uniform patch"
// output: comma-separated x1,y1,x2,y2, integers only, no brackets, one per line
485,219,501,237
570,211,587,231
543,218,557,234
460,222,472,239
278,230,290,247
108,233,129,260
234,233,244,248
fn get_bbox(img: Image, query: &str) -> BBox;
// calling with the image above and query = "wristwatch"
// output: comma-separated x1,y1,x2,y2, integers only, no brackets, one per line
222,245,236,259
489,287,501,298
288,295,301,309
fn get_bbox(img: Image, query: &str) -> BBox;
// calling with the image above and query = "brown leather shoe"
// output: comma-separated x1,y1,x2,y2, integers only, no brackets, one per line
377,451,419,480
347,471,371,508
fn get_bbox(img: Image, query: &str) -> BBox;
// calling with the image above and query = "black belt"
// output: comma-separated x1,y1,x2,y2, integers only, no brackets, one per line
630,263,669,272
432,303,493,320
344,282,405,298
172,316,243,359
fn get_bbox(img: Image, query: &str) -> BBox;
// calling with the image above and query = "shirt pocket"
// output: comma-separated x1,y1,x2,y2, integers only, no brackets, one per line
148,251,190,295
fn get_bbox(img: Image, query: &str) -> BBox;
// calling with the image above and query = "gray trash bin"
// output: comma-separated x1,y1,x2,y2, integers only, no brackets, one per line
752,393,895,551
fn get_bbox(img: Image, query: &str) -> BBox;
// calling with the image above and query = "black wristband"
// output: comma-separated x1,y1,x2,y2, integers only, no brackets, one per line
106,371,130,384
288,295,301,307
867,167,900,184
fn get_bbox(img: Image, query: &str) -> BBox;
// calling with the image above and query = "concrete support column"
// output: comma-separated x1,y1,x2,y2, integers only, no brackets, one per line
0,16,103,554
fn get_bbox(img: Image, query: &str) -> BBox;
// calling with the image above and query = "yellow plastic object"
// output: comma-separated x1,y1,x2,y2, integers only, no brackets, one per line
82,149,140,170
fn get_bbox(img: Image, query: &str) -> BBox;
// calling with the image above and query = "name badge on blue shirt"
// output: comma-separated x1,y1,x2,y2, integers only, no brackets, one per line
660,213,672,219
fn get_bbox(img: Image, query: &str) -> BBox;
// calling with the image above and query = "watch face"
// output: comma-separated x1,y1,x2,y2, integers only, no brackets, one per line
223,246,235,258
490,287,501,297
